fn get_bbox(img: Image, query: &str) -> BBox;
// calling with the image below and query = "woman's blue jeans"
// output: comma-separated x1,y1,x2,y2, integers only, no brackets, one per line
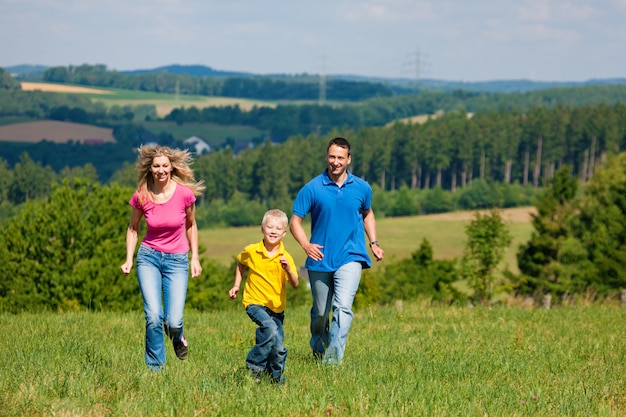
308,261,362,365
245,304,287,382
136,245,189,370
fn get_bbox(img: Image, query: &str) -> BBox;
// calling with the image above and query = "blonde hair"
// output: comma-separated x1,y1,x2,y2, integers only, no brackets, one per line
135,145,205,204
262,209,289,229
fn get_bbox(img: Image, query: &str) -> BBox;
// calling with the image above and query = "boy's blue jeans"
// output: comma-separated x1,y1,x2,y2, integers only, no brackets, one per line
308,261,362,365
136,245,189,370
245,304,287,382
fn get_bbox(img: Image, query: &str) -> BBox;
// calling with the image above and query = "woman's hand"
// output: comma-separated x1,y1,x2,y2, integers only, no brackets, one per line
190,258,202,278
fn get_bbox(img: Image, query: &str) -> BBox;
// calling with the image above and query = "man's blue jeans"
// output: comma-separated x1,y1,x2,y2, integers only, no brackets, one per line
136,245,189,370
308,261,362,365
245,304,287,382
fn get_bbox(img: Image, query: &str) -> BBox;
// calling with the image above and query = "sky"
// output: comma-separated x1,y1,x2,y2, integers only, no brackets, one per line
1,0,625,82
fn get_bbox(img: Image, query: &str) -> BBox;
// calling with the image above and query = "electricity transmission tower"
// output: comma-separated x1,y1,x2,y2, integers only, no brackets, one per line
318,54,328,104
403,47,430,85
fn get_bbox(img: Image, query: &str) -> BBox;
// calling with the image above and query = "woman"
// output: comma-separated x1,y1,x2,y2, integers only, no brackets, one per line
121,145,205,370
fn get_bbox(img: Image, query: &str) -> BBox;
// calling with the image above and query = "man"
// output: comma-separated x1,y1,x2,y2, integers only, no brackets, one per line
290,137,384,365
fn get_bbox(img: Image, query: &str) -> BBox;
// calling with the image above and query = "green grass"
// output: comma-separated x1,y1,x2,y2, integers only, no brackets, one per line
140,121,264,144
2,303,625,416
199,208,534,274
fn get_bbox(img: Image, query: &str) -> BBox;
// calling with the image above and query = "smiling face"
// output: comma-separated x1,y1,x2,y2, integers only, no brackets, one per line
262,217,287,246
150,154,173,185
326,144,351,181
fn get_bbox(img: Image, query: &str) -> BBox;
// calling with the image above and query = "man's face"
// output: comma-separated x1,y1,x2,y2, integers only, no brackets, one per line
326,144,351,178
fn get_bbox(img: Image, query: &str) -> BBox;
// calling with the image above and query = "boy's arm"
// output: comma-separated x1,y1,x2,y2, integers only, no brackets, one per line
229,263,246,299
280,257,299,288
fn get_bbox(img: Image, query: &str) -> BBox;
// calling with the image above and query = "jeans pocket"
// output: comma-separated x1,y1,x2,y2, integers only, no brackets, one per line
170,252,189,263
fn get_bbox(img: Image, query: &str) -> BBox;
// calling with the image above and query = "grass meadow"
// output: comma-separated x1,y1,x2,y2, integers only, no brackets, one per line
2,303,625,416
198,208,535,275
4,208,625,416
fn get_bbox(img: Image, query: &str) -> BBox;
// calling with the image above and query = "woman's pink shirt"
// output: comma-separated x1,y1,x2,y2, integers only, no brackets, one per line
129,184,196,254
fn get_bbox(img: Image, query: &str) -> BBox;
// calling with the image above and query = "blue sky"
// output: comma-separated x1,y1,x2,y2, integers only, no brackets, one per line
1,0,625,82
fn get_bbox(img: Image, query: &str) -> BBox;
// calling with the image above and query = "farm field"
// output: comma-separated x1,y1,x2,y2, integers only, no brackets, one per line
19,81,278,117
2,303,624,416
20,81,114,95
0,120,115,143
11,82,273,144
199,206,536,274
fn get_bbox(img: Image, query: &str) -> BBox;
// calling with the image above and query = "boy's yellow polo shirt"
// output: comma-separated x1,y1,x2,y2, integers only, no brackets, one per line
238,240,297,313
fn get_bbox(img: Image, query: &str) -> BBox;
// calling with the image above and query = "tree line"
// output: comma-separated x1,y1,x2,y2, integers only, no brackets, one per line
41,64,394,101
190,103,626,208
5,64,626,145
2,101,625,227
163,85,626,139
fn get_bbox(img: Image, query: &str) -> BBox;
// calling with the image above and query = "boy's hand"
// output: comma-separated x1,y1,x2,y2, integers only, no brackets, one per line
279,257,291,273
229,286,240,299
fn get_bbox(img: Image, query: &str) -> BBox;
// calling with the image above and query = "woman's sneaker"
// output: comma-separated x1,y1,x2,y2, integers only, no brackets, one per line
173,337,188,360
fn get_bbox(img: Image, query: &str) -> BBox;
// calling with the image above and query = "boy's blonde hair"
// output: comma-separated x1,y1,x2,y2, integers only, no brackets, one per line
262,209,289,229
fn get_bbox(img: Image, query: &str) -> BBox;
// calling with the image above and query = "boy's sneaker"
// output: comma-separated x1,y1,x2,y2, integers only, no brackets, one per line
250,369,262,383
272,376,286,385
173,337,188,360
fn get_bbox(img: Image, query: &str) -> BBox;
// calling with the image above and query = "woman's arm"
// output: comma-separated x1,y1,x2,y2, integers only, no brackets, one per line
120,207,143,275
186,203,202,278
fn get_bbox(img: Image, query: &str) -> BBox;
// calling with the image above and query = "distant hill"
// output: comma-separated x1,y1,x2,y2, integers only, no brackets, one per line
335,75,626,93
4,63,626,94
121,64,252,78
5,64,49,80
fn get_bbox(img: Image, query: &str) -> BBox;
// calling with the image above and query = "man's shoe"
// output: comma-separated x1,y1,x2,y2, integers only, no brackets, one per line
173,337,188,360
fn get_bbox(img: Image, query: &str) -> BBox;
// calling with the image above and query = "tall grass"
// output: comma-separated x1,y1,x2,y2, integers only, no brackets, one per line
3,303,625,416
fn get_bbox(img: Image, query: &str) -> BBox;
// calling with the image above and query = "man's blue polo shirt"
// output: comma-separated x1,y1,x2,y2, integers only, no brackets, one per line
292,169,373,272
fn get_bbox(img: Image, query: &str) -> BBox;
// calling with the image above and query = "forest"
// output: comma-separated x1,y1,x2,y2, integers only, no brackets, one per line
1,65,626,312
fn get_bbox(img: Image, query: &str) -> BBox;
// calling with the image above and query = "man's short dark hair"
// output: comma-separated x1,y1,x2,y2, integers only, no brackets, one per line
327,137,351,155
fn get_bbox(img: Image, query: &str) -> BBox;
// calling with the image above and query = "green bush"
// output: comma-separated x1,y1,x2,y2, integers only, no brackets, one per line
357,239,463,307
0,180,139,312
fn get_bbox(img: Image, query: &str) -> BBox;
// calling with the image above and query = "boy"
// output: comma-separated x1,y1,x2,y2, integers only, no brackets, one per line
229,209,299,383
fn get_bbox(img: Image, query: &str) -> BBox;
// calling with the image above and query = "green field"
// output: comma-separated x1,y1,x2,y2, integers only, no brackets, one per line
198,208,534,275
140,120,264,145
2,304,624,416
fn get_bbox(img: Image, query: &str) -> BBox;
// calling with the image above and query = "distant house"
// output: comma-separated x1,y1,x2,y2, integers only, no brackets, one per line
183,136,211,155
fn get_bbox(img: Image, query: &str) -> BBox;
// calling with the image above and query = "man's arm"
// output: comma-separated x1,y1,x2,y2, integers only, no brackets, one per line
362,208,384,261
289,214,324,261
